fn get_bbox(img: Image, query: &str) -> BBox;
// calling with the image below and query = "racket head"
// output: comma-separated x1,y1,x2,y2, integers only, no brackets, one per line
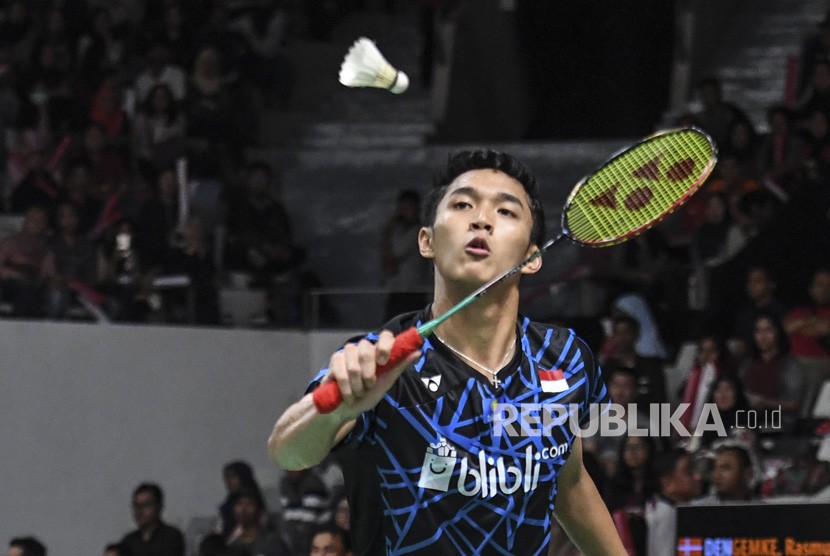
562,127,717,246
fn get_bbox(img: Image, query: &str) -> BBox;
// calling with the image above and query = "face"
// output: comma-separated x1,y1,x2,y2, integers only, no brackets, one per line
608,372,636,406
753,316,779,354
310,533,347,556
809,271,830,306
57,204,79,234
234,496,260,528
334,497,350,531
611,321,638,351
7,548,24,556
419,169,539,288
665,455,702,502
151,87,171,112
712,379,737,411
23,208,48,236
622,437,649,469
746,269,774,302
704,194,726,223
712,451,750,499
132,491,161,528
696,337,720,366
223,469,241,493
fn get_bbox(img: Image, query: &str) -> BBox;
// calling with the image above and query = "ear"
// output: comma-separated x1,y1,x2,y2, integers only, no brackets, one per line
418,227,434,259
520,243,542,276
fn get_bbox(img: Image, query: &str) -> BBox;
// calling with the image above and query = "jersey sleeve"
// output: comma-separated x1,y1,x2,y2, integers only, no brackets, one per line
576,335,611,426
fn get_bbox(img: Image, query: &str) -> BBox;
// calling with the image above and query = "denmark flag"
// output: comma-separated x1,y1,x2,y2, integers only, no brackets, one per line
539,369,569,393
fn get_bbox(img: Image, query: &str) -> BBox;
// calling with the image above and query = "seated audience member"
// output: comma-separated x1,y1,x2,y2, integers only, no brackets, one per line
330,491,350,533
611,293,668,360
605,435,658,556
644,450,702,556
59,157,102,237
120,482,185,556
699,373,753,448
162,217,219,324
695,445,756,503
757,105,802,193
692,77,749,147
136,167,180,271
47,202,98,318
309,525,351,556
0,205,57,317
97,219,152,322
784,267,830,360
600,314,667,405
132,84,187,185
730,265,788,363
679,333,736,433
218,460,266,540
279,468,331,556
588,365,658,478
741,312,807,430
6,537,46,556
227,489,289,556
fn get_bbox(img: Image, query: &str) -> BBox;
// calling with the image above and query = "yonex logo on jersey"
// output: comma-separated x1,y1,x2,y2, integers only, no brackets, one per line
417,439,547,498
420,374,442,392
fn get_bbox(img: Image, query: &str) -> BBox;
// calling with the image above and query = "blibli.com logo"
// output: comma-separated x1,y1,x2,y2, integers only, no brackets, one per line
417,437,567,498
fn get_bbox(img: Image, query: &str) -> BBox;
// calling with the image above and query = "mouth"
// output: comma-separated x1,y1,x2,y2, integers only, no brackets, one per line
465,237,490,256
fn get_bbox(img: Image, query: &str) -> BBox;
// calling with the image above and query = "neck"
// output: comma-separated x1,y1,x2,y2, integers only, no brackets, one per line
430,277,519,372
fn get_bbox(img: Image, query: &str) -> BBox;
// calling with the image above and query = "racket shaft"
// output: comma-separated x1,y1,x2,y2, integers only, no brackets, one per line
312,327,424,413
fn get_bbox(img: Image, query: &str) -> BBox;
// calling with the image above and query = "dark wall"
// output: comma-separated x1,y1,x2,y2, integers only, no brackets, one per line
515,0,676,139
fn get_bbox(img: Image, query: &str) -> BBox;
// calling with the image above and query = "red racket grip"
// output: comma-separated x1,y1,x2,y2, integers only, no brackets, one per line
312,326,424,414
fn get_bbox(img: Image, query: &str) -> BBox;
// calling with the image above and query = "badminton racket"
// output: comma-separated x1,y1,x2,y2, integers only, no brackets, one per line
313,127,717,413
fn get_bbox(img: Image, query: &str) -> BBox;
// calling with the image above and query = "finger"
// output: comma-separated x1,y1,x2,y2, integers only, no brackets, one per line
357,339,377,390
327,351,354,405
343,343,365,399
376,330,395,366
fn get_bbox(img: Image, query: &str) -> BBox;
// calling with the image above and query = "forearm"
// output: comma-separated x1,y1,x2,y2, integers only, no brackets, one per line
553,471,626,555
268,392,355,470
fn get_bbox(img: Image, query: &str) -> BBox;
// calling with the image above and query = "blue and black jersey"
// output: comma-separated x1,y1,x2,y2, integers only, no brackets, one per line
308,307,610,555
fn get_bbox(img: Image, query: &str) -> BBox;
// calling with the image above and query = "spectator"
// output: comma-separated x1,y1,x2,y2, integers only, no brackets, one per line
148,3,196,70
279,468,331,556
381,189,430,320
132,83,187,185
308,525,350,556
89,74,130,146
218,461,266,539
690,192,731,266
162,216,220,324
784,267,830,360
198,533,246,556
741,312,807,430
59,157,103,237
133,44,187,104
6,537,46,556
797,108,830,185
120,482,185,556
97,218,153,322
103,543,129,556
77,7,126,93
797,14,830,96
0,206,57,317
699,373,753,448
605,435,658,556
330,491,350,533
729,265,789,363
797,60,830,121
227,489,289,556
696,445,756,503
9,145,61,216
721,117,761,175
600,314,667,405
644,450,702,556
692,78,749,147
679,333,736,434
47,202,98,318
757,105,802,193
135,167,180,271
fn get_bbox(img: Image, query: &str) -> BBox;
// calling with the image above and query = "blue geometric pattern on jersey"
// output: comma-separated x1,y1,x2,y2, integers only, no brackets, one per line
307,314,609,555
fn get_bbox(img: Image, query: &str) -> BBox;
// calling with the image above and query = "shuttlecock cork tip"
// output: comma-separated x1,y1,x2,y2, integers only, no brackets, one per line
389,70,409,94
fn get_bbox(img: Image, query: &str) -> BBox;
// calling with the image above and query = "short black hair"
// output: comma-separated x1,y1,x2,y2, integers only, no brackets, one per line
9,537,46,556
423,149,545,247
133,482,163,507
654,448,690,482
311,525,351,551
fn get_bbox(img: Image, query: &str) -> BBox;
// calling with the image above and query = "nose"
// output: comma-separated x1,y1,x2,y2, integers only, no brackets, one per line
470,209,493,232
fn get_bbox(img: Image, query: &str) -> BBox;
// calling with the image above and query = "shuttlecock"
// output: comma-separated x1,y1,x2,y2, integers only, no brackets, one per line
338,37,409,94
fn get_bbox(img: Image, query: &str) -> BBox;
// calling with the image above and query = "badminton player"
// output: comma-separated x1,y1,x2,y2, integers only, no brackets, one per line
269,150,626,555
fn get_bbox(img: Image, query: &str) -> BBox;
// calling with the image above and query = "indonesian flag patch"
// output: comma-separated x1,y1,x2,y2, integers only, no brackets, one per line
539,369,568,393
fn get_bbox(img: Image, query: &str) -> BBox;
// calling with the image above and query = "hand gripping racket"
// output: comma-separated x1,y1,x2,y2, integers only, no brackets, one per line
313,127,717,413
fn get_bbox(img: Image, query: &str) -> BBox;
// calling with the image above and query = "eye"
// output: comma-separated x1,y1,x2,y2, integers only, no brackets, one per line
497,207,517,218
451,200,472,210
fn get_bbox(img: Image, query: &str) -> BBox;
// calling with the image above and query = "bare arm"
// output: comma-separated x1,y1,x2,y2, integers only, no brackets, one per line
552,436,627,556
268,330,420,470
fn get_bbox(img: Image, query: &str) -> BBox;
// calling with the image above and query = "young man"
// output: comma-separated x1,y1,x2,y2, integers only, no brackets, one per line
120,483,184,556
6,538,46,556
696,445,755,502
645,449,703,556
270,150,625,555
309,525,351,556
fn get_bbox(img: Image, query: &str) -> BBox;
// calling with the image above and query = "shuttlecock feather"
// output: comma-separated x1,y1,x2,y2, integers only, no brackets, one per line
338,37,409,94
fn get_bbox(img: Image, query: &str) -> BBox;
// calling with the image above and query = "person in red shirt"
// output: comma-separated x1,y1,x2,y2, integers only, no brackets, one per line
785,268,830,359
